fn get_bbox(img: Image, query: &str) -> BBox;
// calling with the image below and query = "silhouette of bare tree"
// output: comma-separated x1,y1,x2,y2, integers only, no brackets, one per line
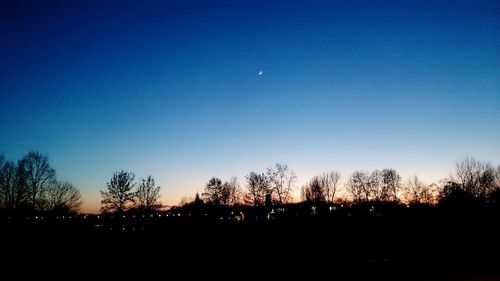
225,176,243,206
456,158,496,198
403,176,436,205
202,177,230,206
46,181,81,214
266,163,296,204
136,176,161,212
245,172,269,206
100,171,136,213
18,152,56,211
0,157,28,211
346,171,370,203
302,176,325,203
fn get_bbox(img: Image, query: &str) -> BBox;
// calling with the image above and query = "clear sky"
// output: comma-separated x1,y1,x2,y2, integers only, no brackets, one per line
1,0,499,213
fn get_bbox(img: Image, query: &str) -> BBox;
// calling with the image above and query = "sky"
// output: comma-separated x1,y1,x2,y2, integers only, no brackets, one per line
1,0,499,213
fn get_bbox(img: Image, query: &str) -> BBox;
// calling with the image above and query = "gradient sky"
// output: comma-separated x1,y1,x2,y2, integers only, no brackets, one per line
1,0,499,213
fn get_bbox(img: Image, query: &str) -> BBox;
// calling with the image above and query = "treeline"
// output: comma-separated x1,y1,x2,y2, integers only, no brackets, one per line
0,152,164,216
0,152,81,215
3,152,499,216
101,159,500,214
177,160,500,210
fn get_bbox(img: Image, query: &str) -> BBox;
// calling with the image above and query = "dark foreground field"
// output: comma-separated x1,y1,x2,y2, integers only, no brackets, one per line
3,209,500,280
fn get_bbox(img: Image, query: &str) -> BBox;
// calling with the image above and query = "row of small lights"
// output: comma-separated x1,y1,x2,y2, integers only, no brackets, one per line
13,207,393,220
22,212,279,220
22,214,184,220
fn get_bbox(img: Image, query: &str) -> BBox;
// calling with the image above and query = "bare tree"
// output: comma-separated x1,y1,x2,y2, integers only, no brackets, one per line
136,176,161,211
266,163,296,204
301,171,340,203
201,177,242,207
367,169,397,202
178,196,193,207
368,170,383,201
18,152,56,211
0,158,28,210
202,177,224,206
226,176,243,206
403,176,435,204
380,169,401,201
456,158,496,198
345,169,401,203
302,176,325,203
323,171,341,203
46,181,81,214
1,153,84,213
245,172,269,206
345,171,370,203
479,164,496,197
456,158,482,195
100,171,136,213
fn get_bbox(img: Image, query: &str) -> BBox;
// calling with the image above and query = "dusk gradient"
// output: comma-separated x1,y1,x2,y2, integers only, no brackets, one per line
1,0,499,213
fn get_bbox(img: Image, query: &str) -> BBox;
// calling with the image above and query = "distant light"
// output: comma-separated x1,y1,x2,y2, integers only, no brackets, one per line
122,227,125,231
158,214,162,217
35,216,38,219
123,215,126,218
62,216,65,219
97,215,100,219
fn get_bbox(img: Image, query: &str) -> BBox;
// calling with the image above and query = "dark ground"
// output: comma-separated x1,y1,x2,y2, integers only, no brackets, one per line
2,209,500,280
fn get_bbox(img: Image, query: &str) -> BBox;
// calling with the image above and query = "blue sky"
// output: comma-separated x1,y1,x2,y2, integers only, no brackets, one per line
1,0,499,212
